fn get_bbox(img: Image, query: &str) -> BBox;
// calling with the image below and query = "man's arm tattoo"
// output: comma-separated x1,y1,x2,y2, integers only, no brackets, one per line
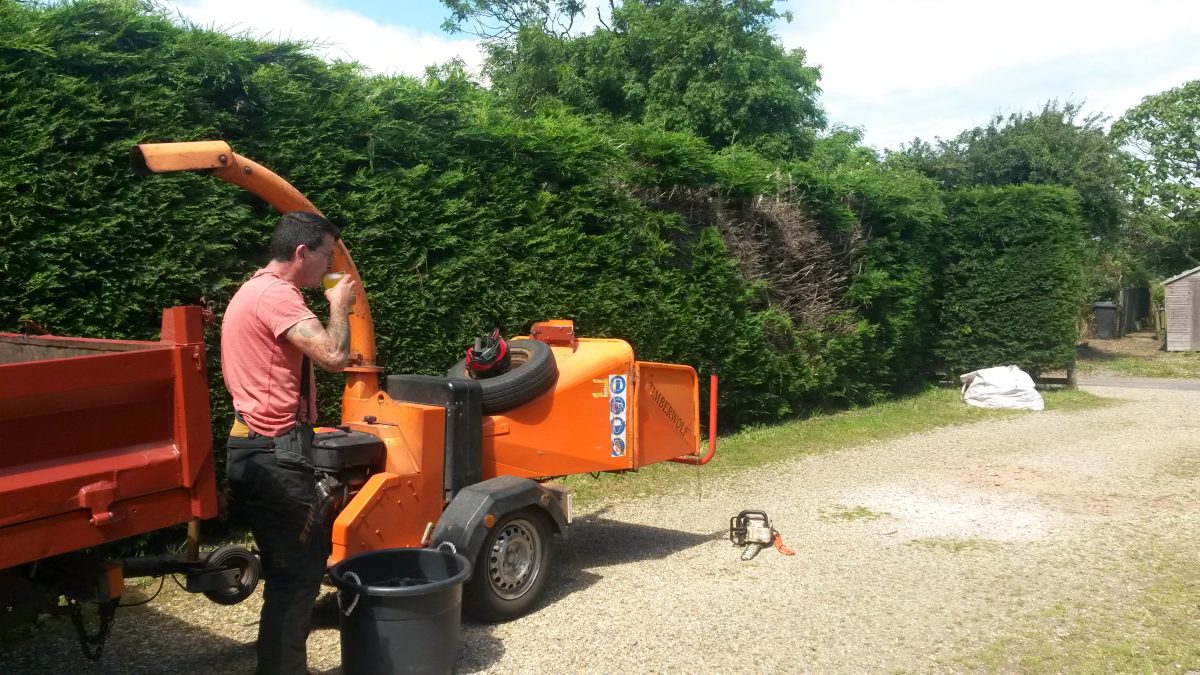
327,313,350,355
294,320,321,338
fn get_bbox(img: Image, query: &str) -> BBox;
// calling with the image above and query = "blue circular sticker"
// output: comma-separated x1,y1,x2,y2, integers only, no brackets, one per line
611,375,626,394
611,438,626,456
611,417,626,435
610,396,625,415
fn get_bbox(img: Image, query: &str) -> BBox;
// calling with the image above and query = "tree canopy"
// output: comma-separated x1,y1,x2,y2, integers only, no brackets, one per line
440,0,586,40
892,102,1134,296
1112,80,1200,271
894,102,1125,240
483,0,825,158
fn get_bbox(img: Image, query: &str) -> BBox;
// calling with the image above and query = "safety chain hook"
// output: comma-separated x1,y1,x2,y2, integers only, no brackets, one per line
68,598,120,661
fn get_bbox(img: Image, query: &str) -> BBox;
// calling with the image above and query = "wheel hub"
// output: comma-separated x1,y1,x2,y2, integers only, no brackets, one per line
488,520,540,599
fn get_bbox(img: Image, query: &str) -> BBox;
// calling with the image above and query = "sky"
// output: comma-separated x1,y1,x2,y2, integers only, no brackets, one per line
160,0,1200,152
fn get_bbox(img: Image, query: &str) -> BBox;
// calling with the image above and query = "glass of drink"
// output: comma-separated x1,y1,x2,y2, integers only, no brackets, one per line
322,272,346,290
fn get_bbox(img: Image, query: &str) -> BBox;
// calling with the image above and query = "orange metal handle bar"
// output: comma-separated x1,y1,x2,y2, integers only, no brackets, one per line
132,141,381,389
670,372,717,465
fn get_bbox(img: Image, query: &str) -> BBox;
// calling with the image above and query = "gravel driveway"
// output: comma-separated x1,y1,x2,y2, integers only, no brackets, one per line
6,383,1199,673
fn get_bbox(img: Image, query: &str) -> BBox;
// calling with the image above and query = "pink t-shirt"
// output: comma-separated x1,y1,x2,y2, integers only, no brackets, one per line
221,269,318,437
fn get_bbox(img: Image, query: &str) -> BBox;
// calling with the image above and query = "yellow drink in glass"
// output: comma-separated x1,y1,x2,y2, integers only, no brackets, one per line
322,272,346,290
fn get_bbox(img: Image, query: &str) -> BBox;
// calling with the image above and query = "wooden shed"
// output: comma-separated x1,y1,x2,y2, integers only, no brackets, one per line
1163,264,1200,351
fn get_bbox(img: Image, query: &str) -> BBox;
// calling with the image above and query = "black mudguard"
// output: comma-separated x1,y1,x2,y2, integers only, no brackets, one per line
431,475,568,580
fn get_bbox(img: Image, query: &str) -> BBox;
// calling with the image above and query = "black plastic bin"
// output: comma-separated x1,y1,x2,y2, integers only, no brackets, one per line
1093,301,1118,340
331,545,472,675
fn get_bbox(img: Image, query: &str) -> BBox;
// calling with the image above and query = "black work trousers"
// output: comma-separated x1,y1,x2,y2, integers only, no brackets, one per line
227,425,327,675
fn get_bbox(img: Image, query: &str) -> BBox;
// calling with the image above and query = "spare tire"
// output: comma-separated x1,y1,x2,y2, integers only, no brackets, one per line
447,338,558,413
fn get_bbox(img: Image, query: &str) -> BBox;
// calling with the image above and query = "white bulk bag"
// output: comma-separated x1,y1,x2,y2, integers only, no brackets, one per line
958,365,1044,411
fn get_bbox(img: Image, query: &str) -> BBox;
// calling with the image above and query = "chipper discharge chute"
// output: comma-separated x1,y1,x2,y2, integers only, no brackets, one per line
133,141,717,623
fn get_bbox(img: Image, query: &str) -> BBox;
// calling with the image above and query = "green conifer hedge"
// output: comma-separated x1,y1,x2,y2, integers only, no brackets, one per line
936,185,1086,375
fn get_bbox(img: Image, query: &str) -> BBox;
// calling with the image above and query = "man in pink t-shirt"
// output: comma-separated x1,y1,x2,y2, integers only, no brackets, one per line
222,211,357,675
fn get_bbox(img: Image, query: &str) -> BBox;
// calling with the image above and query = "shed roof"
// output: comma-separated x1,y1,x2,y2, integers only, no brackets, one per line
1163,264,1200,286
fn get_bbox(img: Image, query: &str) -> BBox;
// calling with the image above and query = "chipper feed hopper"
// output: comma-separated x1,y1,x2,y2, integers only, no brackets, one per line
130,141,716,621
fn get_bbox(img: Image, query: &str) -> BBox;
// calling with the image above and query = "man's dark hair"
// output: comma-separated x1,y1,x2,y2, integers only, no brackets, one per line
268,212,341,262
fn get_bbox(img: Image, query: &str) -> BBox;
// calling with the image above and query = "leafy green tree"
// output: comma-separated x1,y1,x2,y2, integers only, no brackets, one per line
894,102,1130,301
895,101,1125,240
483,0,825,159
1112,80,1200,271
440,0,585,40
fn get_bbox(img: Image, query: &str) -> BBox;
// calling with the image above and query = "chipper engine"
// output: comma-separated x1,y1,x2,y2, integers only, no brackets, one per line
131,141,717,621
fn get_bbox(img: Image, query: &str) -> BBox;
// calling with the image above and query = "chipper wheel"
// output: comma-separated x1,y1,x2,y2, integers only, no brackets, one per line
463,508,554,622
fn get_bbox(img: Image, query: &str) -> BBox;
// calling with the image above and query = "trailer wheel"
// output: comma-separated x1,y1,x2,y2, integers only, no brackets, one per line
202,545,261,606
447,339,557,413
463,508,553,622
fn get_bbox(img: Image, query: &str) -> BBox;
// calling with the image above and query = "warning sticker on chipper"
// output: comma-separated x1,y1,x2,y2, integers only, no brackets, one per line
609,374,628,457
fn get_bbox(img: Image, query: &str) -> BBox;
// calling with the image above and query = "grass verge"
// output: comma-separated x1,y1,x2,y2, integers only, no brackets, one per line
561,386,1113,506
1077,350,1200,379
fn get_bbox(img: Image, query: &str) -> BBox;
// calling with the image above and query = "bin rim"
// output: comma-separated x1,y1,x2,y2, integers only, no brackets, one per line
330,546,471,597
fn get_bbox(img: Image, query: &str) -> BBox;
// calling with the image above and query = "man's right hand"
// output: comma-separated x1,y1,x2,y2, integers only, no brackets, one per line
325,275,358,313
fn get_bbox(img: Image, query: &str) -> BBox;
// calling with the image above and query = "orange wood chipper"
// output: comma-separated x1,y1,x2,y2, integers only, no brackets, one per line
0,141,715,647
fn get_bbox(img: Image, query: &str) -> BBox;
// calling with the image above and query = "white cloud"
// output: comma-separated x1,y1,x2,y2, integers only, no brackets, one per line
784,0,1200,101
781,0,1200,149
160,0,1199,152
162,0,485,77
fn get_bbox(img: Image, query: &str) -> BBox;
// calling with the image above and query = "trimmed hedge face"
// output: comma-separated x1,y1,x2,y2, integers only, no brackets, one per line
936,185,1086,375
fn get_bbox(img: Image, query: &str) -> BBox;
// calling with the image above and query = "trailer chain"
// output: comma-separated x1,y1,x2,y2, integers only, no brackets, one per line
68,598,120,661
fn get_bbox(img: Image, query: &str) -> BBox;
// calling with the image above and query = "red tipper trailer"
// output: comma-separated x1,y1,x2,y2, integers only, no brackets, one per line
0,306,257,657
0,307,215,567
